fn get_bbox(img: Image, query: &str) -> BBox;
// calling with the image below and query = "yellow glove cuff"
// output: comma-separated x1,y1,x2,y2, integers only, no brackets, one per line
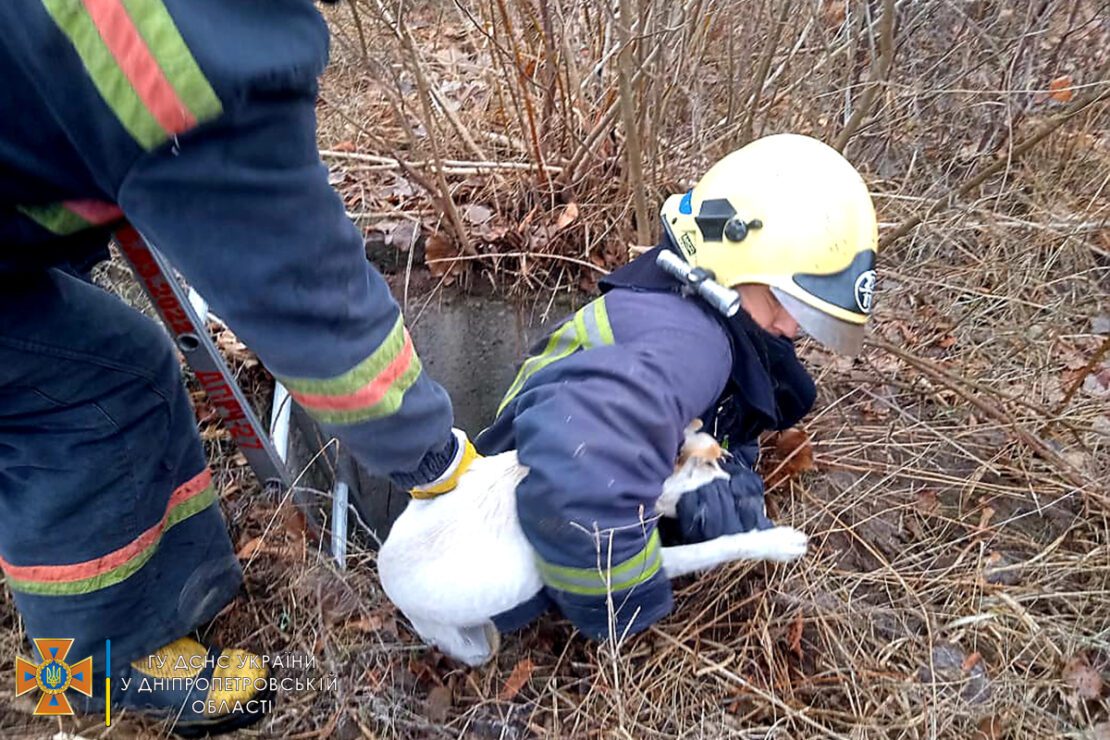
410,433,480,499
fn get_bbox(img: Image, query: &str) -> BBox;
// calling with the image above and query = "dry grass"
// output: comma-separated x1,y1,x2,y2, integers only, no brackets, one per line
2,0,1109,738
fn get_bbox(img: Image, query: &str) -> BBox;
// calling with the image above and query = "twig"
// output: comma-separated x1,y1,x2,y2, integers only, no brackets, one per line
866,337,1096,494
493,0,551,187
742,0,793,145
396,22,474,255
320,149,564,173
650,628,851,740
425,250,609,274
833,0,897,151
615,0,651,245
880,59,1110,248
1046,334,1110,428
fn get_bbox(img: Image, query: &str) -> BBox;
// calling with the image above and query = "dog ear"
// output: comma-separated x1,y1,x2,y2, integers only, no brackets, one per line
686,438,722,464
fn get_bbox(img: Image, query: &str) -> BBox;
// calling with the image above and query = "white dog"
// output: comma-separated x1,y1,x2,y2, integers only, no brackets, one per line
379,426,807,665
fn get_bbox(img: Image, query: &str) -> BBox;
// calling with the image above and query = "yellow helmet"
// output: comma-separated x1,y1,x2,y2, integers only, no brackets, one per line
660,133,878,355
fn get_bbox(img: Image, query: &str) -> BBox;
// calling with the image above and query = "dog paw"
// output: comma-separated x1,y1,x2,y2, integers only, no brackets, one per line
756,526,808,562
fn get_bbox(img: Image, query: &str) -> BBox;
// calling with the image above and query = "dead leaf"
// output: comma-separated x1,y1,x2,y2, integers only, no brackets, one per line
1048,76,1074,103
214,328,258,368
199,425,229,442
234,536,300,562
350,607,399,639
973,715,1003,740
937,334,957,349
762,428,816,487
787,613,804,659
1064,655,1103,700
554,202,579,232
821,0,846,28
235,536,265,560
282,508,307,538
408,656,436,684
774,428,816,475
962,651,982,673
519,205,539,232
390,177,415,199
498,658,535,701
332,139,357,153
984,551,1021,586
1085,367,1110,397
191,392,219,425
977,505,996,531
919,642,992,704
894,321,920,345
425,233,460,277
464,204,493,225
915,489,940,515
349,613,384,633
479,220,509,242
386,221,419,250
424,684,453,722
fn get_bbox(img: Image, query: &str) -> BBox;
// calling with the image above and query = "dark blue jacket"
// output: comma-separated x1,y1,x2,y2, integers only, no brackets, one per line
478,243,816,639
0,0,456,486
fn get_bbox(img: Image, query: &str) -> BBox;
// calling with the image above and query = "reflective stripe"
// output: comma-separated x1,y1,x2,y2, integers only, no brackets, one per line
535,529,662,596
497,297,615,414
63,199,124,225
496,322,578,415
18,200,124,235
573,296,615,348
277,314,424,426
42,0,222,150
118,0,222,124
1,470,216,596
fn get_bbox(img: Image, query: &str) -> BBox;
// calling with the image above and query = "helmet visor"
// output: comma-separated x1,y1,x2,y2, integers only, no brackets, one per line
771,287,866,356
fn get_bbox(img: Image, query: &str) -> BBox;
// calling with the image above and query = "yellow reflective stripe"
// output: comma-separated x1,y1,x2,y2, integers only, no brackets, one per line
41,0,221,150
17,204,91,236
496,298,615,415
496,322,578,415
119,0,222,124
42,0,165,149
592,297,615,345
575,297,613,348
535,530,662,596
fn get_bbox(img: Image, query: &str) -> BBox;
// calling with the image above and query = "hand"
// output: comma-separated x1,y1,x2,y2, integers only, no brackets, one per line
674,457,772,543
410,429,481,499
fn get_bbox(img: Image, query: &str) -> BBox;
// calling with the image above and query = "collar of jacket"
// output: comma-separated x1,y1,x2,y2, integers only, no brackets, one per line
599,240,783,432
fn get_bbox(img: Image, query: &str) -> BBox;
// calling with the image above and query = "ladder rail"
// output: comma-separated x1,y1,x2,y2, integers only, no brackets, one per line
113,225,291,489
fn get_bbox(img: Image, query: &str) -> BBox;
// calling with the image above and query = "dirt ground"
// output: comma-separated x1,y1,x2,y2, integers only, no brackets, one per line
2,1,1109,738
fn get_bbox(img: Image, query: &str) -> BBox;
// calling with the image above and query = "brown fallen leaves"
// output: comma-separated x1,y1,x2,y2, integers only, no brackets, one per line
973,715,1004,740
424,684,453,722
1048,75,1075,103
1063,654,1104,701
462,203,493,226
915,488,941,515
553,202,579,231
425,232,461,280
762,427,817,488
214,325,258,369
235,508,309,562
786,613,804,660
498,657,535,701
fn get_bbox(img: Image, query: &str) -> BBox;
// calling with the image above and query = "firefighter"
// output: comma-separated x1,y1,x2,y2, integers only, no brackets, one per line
477,133,879,638
0,1,477,735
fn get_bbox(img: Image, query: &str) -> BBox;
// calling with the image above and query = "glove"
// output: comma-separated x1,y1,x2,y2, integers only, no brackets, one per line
409,428,481,499
674,456,772,543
